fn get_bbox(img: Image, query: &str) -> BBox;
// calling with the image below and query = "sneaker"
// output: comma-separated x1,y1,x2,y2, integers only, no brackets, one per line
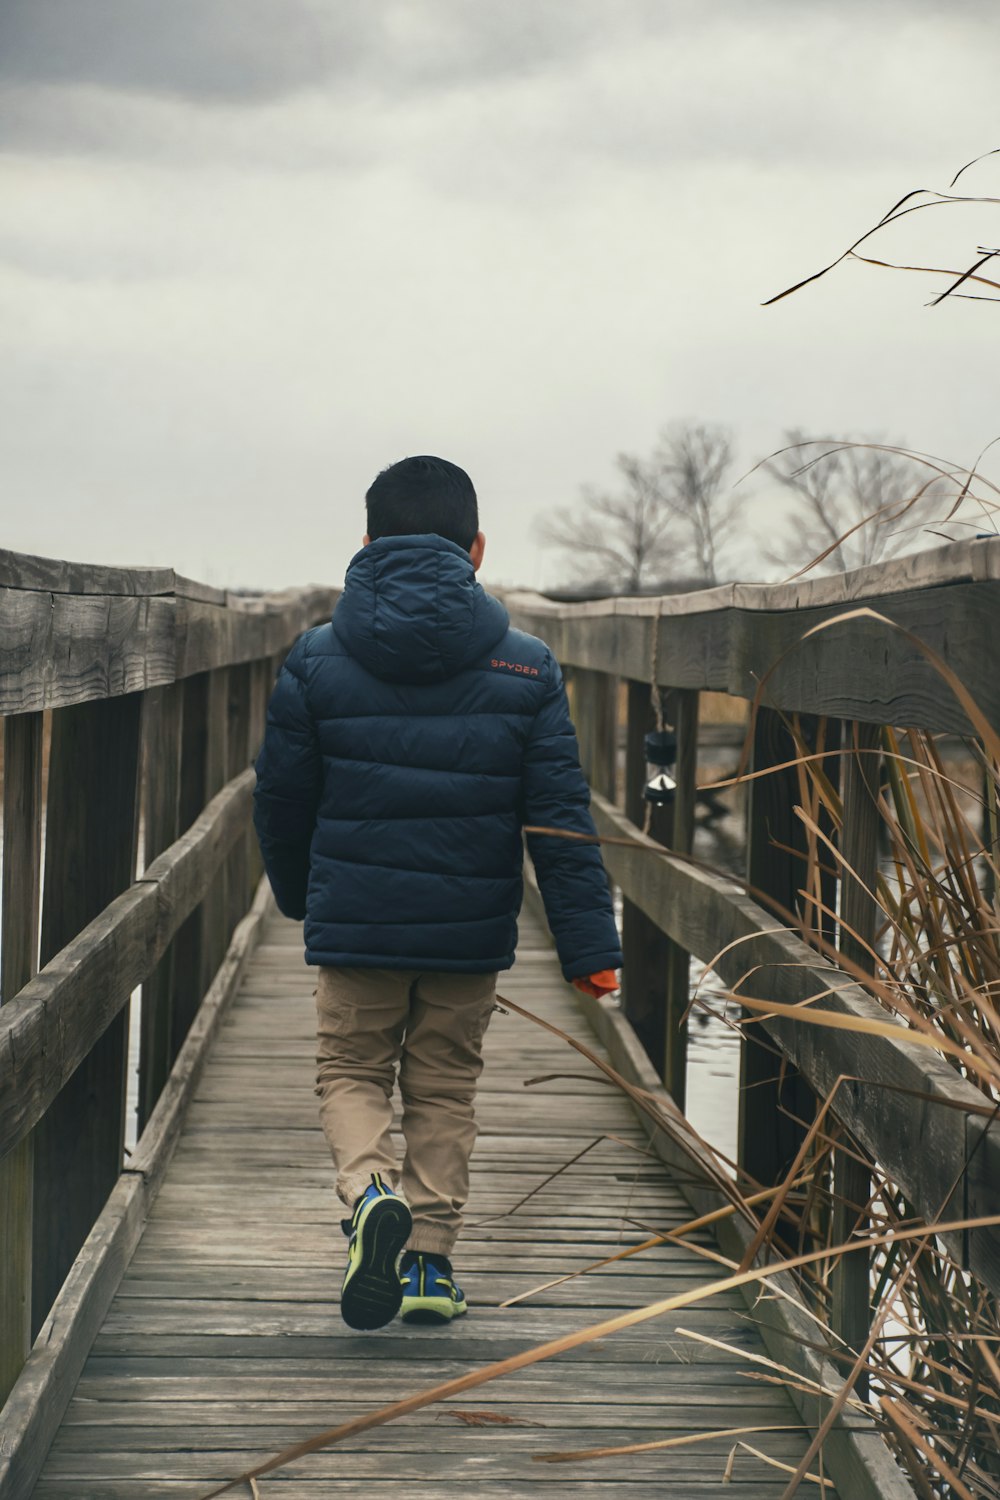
399,1251,468,1324
340,1173,412,1331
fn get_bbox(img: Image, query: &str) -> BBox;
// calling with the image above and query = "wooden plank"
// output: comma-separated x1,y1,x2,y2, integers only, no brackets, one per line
174,588,338,679
663,688,698,1109
738,708,816,1187
200,669,231,995
965,1110,1000,1291
570,667,617,802
507,576,1000,733
0,591,176,715
588,791,997,1286
0,570,337,714
507,534,1000,619
0,885,273,1500
171,672,209,1052
0,551,175,596
0,772,255,1160
138,684,183,1132
620,680,670,1071
223,664,254,942
560,979,913,1500
27,889,849,1500
0,712,43,1404
33,1480,797,1499
31,693,143,1335
831,721,881,1392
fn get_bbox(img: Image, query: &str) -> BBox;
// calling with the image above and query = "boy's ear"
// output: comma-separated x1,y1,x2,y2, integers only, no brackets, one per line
362,534,371,547
470,531,486,573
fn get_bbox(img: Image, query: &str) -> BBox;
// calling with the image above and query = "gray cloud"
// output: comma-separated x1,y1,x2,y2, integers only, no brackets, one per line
0,0,361,100
0,0,983,108
0,1,649,104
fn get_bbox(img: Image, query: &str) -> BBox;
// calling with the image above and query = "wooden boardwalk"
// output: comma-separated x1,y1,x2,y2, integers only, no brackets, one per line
33,905,836,1499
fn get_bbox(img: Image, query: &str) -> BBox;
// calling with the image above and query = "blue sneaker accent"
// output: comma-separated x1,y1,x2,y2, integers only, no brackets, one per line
399,1252,468,1324
340,1173,412,1331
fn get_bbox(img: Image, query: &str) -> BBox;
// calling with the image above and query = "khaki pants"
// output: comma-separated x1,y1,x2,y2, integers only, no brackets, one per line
315,967,498,1256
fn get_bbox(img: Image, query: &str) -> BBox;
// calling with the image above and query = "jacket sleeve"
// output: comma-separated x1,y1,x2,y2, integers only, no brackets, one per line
253,637,322,921
521,653,623,981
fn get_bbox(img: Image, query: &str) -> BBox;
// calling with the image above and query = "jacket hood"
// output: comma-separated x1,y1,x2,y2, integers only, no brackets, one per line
331,534,510,683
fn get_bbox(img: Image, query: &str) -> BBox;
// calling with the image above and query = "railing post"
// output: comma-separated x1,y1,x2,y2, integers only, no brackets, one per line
738,708,820,1186
620,680,672,1074
571,667,618,803
832,719,881,1396
138,683,183,1134
31,694,142,1335
246,659,273,889
201,668,231,990
224,663,253,938
0,712,43,1403
663,688,699,1110
171,673,207,1054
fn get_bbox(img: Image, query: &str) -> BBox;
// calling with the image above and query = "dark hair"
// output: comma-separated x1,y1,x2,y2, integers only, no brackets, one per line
365,455,479,552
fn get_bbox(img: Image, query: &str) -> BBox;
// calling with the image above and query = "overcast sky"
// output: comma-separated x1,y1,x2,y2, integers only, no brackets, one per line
2,1,998,591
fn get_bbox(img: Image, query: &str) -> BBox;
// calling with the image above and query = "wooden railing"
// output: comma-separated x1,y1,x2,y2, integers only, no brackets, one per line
0,550,337,1414
507,536,1000,1361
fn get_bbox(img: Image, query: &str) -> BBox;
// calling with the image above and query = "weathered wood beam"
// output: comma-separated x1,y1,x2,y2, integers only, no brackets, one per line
0,712,43,1406
31,694,143,1335
589,790,1000,1292
0,882,273,1500
663,687,698,1110
831,720,882,1396
506,570,1000,734
137,683,184,1133
0,577,337,715
0,770,255,1165
619,680,671,1072
738,709,819,1188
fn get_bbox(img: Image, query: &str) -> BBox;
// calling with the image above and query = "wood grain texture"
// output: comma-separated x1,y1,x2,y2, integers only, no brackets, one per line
738,709,817,1188
620,680,671,1071
569,667,617,803
0,550,176,597
0,771,255,1161
0,712,42,1400
663,687,698,1109
0,562,337,714
505,534,1000,620
139,683,184,1132
506,574,1000,733
23,898,849,1500
31,694,143,1335
557,981,913,1500
831,722,882,1387
0,884,272,1500
589,790,999,1288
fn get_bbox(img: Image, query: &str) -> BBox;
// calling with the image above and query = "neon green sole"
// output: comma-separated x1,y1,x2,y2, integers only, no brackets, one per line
401,1294,468,1325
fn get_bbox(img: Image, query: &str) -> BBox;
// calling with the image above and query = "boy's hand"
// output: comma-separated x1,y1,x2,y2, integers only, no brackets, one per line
571,969,620,998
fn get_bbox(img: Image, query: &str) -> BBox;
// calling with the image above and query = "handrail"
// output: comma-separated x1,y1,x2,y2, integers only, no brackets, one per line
505,535,1000,733
0,546,339,714
0,551,336,1406
0,769,254,1160
507,538,1000,1381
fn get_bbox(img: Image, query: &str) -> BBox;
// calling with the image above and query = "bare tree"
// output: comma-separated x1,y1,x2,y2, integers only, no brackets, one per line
537,454,673,593
540,422,736,592
653,423,737,585
766,432,941,575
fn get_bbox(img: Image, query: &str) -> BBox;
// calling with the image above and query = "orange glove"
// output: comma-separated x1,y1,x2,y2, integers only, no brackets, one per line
571,969,620,998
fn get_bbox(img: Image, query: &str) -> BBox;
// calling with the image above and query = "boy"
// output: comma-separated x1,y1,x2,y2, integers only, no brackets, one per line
253,455,622,1331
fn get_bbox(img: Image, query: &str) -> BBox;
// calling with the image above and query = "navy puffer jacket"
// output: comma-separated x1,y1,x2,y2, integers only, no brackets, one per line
253,534,622,980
